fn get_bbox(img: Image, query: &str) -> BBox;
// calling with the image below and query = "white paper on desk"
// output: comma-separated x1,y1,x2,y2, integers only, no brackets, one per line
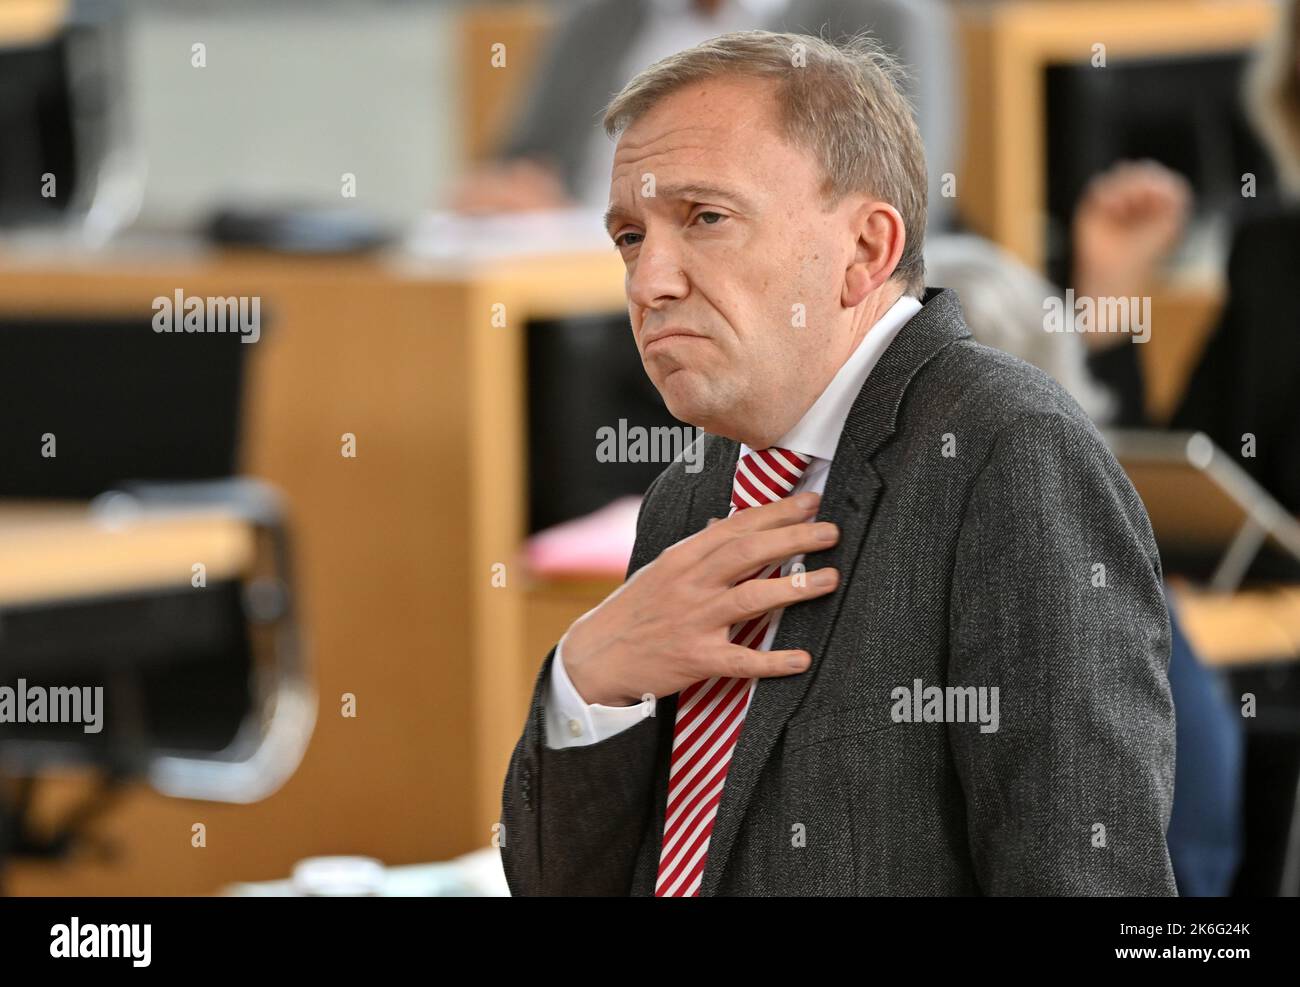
404,207,612,261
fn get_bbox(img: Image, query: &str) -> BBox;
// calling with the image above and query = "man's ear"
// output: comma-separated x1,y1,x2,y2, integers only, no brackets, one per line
842,201,907,308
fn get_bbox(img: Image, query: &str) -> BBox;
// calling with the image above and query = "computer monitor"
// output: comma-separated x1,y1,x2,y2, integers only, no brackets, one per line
526,311,689,533
0,314,248,498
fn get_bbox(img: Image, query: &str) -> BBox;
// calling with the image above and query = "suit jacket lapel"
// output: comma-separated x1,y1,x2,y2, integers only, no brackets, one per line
698,287,971,895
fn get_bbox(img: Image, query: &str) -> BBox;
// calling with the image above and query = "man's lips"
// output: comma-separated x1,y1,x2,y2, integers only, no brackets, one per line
642,329,706,351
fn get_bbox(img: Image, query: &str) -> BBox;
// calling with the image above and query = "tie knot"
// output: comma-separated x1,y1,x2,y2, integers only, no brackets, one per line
731,447,812,513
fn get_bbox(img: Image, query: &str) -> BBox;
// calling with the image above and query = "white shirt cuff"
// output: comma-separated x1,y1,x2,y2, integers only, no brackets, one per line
543,632,654,749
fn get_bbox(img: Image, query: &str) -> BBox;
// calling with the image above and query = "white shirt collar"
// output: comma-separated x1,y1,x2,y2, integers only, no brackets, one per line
740,293,924,466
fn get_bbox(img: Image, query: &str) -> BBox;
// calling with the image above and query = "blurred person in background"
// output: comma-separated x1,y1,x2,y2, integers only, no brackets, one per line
1072,0,1300,516
925,235,1116,423
452,0,958,233
926,233,1245,896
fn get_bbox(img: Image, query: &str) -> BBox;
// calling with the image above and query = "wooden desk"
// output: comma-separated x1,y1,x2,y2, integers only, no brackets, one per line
0,503,253,608
1177,586,1300,667
0,239,626,893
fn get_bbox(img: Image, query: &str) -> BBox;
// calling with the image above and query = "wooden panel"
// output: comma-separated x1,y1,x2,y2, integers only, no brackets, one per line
0,243,628,893
1140,282,1225,423
0,506,254,606
459,2,555,164
1178,586,1300,666
463,252,626,834
0,0,66,46
519,576,621,712
0,252,478,894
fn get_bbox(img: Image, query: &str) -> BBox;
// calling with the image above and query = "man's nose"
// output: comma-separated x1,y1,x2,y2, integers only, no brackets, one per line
626,234,689,310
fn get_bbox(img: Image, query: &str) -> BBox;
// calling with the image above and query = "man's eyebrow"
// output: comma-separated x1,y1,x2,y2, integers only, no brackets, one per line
603,203,633,239
603,182,755,238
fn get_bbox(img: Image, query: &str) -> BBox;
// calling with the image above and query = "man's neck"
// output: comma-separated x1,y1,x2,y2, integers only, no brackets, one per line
736,283,907,449
843,282,905,361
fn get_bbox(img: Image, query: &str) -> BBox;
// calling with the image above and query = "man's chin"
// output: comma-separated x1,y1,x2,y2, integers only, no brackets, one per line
654,368,731,428
656,374,703,421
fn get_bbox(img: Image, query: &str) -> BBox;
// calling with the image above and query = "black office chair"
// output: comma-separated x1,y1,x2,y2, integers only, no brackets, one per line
0,313,314,882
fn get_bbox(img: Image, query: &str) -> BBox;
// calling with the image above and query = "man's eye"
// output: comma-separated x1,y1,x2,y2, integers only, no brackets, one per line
695,211,725,226
614,231,643,248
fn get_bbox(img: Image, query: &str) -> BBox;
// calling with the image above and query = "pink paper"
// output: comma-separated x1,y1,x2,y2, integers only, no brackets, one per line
525,495,643,577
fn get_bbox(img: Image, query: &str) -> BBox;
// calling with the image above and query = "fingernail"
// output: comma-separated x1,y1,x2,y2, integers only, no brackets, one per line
798,492,820,510
787,655,809,671
812,569,836,588
816,522,838,542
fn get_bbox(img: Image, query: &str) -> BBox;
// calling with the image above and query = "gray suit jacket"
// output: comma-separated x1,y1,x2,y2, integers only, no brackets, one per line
500,288,1177,896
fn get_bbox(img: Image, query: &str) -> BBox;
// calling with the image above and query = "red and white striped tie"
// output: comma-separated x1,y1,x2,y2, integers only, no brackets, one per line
655,445,813,896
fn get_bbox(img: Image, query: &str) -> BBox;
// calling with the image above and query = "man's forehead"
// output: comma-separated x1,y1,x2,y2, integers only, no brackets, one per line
604,83,787,233
610,124,745,186
614,77,779,162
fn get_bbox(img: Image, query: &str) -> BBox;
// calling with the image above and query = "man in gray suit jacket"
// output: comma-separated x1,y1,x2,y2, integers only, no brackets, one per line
500,30,1176,896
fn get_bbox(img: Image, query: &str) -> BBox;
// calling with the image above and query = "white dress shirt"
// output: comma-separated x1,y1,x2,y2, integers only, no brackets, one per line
544,293,924,748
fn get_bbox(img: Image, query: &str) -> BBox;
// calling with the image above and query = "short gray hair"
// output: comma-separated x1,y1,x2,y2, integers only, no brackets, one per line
602,30,928,297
